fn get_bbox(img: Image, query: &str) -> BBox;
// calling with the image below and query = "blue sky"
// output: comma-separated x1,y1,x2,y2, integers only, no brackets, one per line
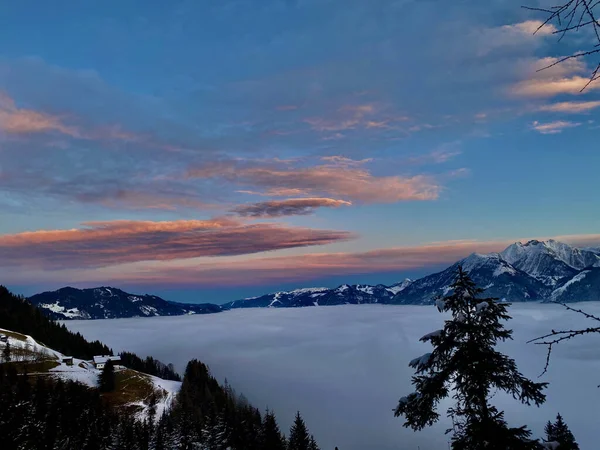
1,0,599,303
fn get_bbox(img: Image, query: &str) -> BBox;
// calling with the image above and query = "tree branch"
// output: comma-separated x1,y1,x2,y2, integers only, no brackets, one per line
528,301,600,376
523,0,600,90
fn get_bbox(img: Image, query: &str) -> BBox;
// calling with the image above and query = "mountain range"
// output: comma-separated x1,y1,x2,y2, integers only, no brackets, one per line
223,239,600,308
29,239,600,319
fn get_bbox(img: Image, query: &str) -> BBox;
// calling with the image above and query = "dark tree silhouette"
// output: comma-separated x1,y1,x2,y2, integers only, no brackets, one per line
545,413,580,450
524,0,600,90
395,267,547,449
308,434,320,450
288,411,311,450
99,360,116,392
261,410,287,450
2,341,10,363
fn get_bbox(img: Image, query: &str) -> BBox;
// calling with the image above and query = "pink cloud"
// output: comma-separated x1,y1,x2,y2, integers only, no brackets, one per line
538,101,600,113
531,120,581,134
0,92,80,137
187,158,440,203
0,218,354,270
21,234,599,288
304,103,409,133
511,57,598,97
0,92,159,146
512,76,600,97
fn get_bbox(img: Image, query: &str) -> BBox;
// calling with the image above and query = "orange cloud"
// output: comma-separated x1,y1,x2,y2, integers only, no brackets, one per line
187,158,440,203
502,20,557,36
0,92,80,136
232,197,352,217
0,219,354,270
0,92,153,145
509,56,600,97
512,76,600,97
27,234,600,287
538,101,600,113
531,120,581,134
305,103,409,133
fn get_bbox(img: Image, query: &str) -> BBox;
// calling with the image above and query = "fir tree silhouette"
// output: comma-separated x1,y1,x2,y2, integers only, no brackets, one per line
545,413,579,450
99,359,116,392
395,266,547,449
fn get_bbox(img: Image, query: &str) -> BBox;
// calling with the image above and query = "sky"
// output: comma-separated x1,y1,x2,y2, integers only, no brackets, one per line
1,0,599,303
65,303,600,449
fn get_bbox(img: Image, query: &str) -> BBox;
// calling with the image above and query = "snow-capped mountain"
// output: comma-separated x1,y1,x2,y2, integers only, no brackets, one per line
29,286,221,320
223,240,600,309
30,240,600,318
392,252,549,304
500,239,600,286
222,280,413,309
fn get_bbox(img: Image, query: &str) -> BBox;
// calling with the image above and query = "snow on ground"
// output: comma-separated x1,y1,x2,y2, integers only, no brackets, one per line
38,301,88,319
148,374,182,420
552,271,590,299
49,360,100,388
0,327,62,360
64,303,600,450
125,372,181,422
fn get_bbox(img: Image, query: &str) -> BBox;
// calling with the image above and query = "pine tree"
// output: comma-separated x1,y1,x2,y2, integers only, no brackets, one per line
288,411,311,450
2,341,10,362
99,360,116,392
395,266,547,450
545,413,579,450
308,434,320,450
261,410,287,450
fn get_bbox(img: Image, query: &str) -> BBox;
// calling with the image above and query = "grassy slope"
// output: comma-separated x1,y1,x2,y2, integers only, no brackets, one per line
0,327,180,421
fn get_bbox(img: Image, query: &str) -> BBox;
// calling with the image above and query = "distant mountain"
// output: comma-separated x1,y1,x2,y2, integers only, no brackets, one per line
500,239,600,286
223,239,600,309
392,252,549,304
29,286,221,320
30,240,600,318
223,280,413,309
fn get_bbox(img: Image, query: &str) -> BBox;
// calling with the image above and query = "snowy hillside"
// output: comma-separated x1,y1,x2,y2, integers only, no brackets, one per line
29,286,221,320
0,327,181,422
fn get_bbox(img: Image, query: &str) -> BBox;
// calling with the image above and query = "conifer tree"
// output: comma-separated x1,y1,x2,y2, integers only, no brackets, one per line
261,410,287,450
2,341,10,362
308,434,320,450
99,360,116,392
288,411,311,450
395,266,547,450
545,413,579,450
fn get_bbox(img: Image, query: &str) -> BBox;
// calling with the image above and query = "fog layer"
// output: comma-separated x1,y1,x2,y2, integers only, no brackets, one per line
65,303,600,449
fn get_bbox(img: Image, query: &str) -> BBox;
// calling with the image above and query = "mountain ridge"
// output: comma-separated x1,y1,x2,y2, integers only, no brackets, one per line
29,239,600,319
29,286,221,320
222,239,600,309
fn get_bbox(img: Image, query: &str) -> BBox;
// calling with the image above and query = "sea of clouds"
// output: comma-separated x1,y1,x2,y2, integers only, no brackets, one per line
65,303,600,449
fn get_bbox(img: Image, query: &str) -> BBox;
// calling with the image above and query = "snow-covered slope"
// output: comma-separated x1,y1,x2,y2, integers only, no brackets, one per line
30,286,221,320
0,327,181,422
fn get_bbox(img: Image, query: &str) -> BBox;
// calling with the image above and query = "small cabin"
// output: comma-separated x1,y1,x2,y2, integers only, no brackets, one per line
0,334,8,343
62,356,74,366
93,355,121,369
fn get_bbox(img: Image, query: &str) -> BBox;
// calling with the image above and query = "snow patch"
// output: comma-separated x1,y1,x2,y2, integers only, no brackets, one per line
552,270,590,299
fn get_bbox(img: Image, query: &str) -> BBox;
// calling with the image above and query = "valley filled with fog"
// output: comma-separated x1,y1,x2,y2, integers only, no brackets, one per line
65,303,600,449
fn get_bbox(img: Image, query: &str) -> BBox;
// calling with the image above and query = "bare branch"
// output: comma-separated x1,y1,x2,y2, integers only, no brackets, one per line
528,301,600,376
524,0,600,90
